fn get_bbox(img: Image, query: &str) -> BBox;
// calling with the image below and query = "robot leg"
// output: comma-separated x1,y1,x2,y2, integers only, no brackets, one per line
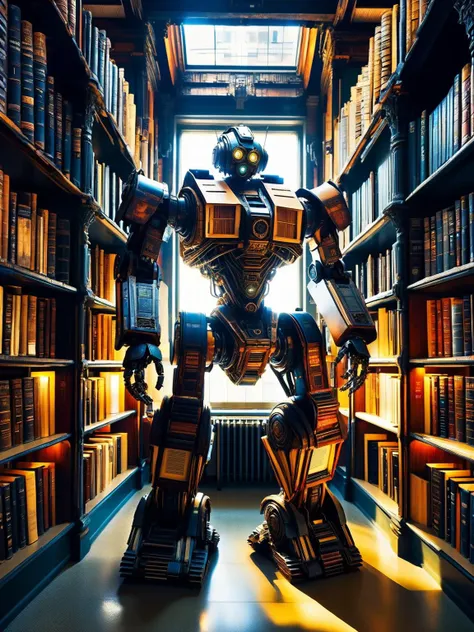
248,312,361,582
120,312,219,585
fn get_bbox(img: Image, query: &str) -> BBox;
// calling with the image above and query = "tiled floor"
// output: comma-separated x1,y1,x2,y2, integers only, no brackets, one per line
6,486,474,632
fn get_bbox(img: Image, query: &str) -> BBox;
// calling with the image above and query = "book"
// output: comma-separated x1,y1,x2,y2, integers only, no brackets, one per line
0,483,13,559
55,92,63,170
426,463,456,526
63,101,73,179
0,474,26,551
4,469,38,544
33,32,47,151
20,21,35,143
71,126,82,188
10,377,23,446
0,0,7,114
0,380,12,451
462,63,471,146
45,76,55,159
7,5,22,127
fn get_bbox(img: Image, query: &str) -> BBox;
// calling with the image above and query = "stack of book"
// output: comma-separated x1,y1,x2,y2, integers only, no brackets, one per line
405,0,430,53
1,8,86,186
407,61,474,193
363,432,399,502
333,6,398,173
86,312,124,361
81,371,125,426
350,155,393,239
409,197,474,283
0,373,55,451
92,157,123,223
53,0,80,40
367,307,400,357
0,461,56,560
426,295,473,358
410,464,474,563
352,248,395,299
0,172,71,283
0,286,57,358
421,374,474,445
81,12,137,155
88,246,116,303
364,372,401,427
83,431,129,503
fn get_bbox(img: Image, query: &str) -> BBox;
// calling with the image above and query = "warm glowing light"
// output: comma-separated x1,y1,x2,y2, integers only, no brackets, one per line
248,150,259,163
232,147,244,161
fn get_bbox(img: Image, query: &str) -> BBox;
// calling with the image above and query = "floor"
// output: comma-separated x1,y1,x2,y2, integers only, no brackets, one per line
6,486,474,632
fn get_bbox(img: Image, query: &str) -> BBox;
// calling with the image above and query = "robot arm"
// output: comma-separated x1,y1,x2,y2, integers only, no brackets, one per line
115,170,192,411
298,181,377,393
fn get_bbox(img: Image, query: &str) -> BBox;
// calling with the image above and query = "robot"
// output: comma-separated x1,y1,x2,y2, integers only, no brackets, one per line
115,125,376,585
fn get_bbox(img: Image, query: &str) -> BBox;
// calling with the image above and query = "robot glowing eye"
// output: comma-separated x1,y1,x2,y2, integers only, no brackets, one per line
248,151,259,164
238,164,248,176
233,148,245,161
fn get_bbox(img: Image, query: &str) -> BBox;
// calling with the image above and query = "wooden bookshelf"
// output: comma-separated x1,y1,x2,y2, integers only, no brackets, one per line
0,262,78,294
410,357,474,366
88,209,127,250
342,214,396,268
365,289,396,308
352,477,398,518
0,356,75,367
85,467,139,515
407,262,474,293
368,357,399,366
411,433,474,462
84,410,136,435
88,294,116,313
85,360,124,369
0,433,72,466
355,412,398,435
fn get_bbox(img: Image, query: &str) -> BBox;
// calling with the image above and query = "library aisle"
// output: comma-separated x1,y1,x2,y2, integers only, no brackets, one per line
6,487,473,632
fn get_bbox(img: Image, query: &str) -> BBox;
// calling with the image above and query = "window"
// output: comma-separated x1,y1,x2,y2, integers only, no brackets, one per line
176,124,304,407
182,25,301,69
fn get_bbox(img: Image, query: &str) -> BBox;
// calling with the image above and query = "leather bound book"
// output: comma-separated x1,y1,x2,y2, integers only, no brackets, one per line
454,375,466,442
19,294,27,355
0,483,13,559
463,295,472,356
441,298,453,357
409,216,423,282
82,11,92,65
13,463,44,536
455,200,462,268
469,193,474,263
68,0,76,37
0,380,12,451
466,377,474,446
10,377,23,446
429,215,436,276
27,294,37,355
56,218,70,283
0,0,7,114
0,487,5,561
50,298,56,358
22,377,34,442
8,191,17,264
435,210,443,273
0,476,19,552
4,470,37,544
47,211,56,278
447,376,455,440
91,26,99,78
3,290,12,355
20,21,35,143
438,376,449,438
460,196,469,265
461,63,471,146
55,0,68,24
45,76,55,159
460,484,474,557
423,216,430,277
30,193,37,272
45,298,51,358
71,127,82,188
7,4,21,127
447,208,456,270
454,73,461,153
452,298,464,358
33,32,47,151
426,299,437,358
37,297,46,357
98,30,106,90
55,92,63,170
63,101,73,179
435,300,443,357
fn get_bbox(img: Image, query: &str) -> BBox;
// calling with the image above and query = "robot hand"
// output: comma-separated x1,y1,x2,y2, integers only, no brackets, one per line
123,343,164,416
335,337,370,394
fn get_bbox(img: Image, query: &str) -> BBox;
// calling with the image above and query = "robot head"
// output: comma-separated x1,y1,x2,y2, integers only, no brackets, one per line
212,125,268,180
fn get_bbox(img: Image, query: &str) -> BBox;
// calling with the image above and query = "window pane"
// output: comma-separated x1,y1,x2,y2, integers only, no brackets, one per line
183,25,300,68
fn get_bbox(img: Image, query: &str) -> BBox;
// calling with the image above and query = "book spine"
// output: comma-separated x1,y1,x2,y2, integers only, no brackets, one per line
71,126,82,189
1,485,13,559
470,492,474,563
33,32,47,151
56,0,68,24
454,375,466,442
448,208,456,269
55,92,63,170
45,76,55,159
423,216,430,277
460,488,471,557
462,63,471,145
0,489,5,560
460,195,469,266
438,376,449,439
430,215,436,276
464,295,473,356
7,5,22,127
452,298,464,358
409,217,423,282
50,298,56,358
68,0,76,37
431,469,444,537
63,101,73,178
470,193,474,263
420,110,428,182
98,30,106,90
455,200,462,268
466,378,474,446
56,218,71,284
20,21,35,143
10,378,23,446
47,212,56,278
442,298,453,357
8,191,17,264
435,210,443,273
16,191,32,269
82,11,92,65
2,293,12,356
0,0,7,114
448,376,455,439
0,381,12,450
91,27,99,78
454,73,461,153
37,298,45,358
22,377,34,442
426,299,437,358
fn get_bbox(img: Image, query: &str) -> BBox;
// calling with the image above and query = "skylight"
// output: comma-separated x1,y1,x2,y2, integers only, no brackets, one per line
182,25,301,69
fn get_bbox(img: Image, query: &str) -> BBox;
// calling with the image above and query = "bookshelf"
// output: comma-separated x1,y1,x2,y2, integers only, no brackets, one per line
325,0,474,620
0,2,161,627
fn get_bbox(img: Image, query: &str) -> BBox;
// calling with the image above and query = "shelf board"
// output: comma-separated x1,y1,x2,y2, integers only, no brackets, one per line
342,213,396,267
407,262,474,293
0,262,77,294
85,467,138,514
89,209,127,250
369,357,399,366
355,412,398,434
411,433,474,462
0,522,74,585
88,294,116,313
410,356,474,366
85,360,123,369
352,477,398,518
0,356,74,367
0,433,72,465
407,521,474,582
406,136,474,207
0,112,87,204
338,105,384,180
84,410,135,435
366,289,397,308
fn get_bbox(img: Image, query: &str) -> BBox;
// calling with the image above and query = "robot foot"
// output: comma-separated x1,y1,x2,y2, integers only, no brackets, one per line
248,488,361,583
120,492,219,586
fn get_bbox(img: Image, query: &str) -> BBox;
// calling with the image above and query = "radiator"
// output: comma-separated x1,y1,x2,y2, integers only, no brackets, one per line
208,415,275,487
